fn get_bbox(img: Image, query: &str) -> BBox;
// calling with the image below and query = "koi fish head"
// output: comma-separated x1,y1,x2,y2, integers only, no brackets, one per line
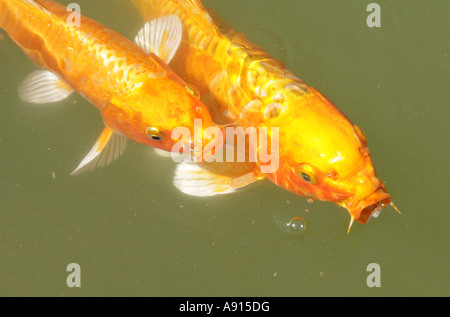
266,87,395,228
105,77,220,158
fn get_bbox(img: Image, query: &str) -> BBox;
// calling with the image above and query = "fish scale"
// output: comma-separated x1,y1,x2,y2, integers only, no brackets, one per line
1,0,155,107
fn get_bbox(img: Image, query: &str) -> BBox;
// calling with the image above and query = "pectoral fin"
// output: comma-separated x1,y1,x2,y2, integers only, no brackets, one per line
134,15,182,63
71,127,127,175
173,162,260,197
18,70,73,104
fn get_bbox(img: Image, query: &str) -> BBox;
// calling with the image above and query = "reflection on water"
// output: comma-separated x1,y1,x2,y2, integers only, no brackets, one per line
0,0,448,296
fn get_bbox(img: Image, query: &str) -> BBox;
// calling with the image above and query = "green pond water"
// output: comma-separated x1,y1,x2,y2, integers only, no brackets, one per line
0,0,448,296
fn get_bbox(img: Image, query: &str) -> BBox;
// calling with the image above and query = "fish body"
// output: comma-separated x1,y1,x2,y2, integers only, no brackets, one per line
133,0,397,227
0,0,216,173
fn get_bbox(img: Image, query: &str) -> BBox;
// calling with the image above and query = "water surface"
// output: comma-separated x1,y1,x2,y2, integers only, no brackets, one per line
0,0,448,296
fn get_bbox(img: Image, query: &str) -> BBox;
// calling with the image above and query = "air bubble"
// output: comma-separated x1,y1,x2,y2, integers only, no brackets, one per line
287,217,306,235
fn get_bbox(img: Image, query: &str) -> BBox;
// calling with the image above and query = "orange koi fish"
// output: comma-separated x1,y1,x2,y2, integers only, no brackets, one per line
132,0,399,230
0,0,216,174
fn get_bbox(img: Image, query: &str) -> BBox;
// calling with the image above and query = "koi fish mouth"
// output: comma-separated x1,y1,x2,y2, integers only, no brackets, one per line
352,189,392,225
341,184,394,230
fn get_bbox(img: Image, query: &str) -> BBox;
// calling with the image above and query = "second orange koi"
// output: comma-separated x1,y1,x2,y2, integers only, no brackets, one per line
133,0,400,231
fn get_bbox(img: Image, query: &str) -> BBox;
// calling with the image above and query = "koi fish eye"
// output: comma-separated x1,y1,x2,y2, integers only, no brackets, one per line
146,127,165,141
185,85,200,99
296,164,317,184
